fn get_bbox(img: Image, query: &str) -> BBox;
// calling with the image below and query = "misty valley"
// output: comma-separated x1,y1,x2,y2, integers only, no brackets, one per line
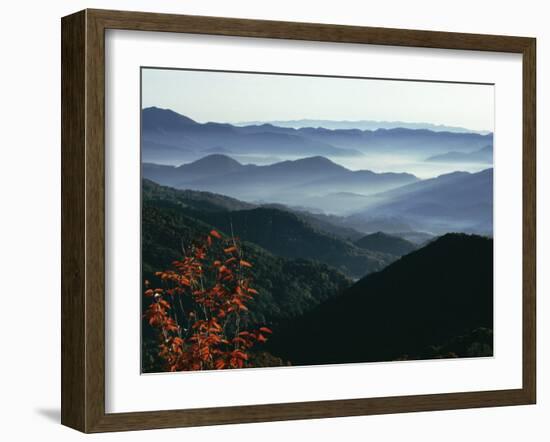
142,107,493,236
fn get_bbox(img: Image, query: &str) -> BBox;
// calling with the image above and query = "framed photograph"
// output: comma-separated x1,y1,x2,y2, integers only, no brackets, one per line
61,9,536,433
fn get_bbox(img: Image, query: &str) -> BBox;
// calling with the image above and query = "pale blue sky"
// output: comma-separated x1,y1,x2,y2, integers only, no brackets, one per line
142,68,494,132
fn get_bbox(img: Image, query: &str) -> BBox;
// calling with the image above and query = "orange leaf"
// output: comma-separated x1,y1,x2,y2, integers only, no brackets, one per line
233,350,248,360
239,260,253,268
210,230,222,239
224,246,237,254
259,327,272,334
232,337,247,346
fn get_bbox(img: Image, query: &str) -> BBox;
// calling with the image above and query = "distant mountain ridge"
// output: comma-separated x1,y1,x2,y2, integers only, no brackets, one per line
236,118,491,134
143,156,493,233
142,107,362,163
142,154,419,210
141,107,493,164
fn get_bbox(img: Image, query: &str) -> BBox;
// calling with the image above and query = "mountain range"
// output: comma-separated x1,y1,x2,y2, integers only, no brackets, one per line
236,118,490,134
141,107,493,165
142,107,361,163
141,107,495,371
143,153,493,235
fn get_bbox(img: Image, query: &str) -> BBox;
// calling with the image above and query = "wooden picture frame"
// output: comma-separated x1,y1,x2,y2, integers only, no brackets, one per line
61,8,536,433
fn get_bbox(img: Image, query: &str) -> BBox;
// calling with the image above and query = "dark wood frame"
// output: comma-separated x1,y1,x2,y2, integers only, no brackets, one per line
61,8,536,433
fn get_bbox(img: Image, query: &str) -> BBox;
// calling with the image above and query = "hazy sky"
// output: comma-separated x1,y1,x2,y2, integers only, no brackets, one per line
142,68,494,132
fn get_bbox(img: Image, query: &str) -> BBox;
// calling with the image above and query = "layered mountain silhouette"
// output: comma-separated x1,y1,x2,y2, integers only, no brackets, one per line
141,107,493,164
141,107,495,370
426,145,493,164
142,107,362,163
267,233,493,365
143,156,493,234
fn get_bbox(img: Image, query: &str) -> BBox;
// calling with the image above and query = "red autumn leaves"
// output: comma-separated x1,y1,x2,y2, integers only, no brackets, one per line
144,229,272,371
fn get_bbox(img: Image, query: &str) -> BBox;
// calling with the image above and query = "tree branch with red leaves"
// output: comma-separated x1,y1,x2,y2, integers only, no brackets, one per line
144,230,272,371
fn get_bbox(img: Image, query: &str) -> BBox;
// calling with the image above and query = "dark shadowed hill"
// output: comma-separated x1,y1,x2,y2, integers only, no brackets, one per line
266,233,493,365
142,178,254,212
355,232,417,256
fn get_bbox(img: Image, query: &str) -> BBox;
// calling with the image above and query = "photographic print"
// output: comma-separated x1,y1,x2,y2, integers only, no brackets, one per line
141,68,494,373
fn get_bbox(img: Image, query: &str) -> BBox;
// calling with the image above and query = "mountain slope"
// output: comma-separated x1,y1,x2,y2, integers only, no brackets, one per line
426,145,493,164
355,232,417,256
349,168,493,235
142,178,254,212
143,180,395,279
267,233,493,365
194,207,394,279
144,179,365,241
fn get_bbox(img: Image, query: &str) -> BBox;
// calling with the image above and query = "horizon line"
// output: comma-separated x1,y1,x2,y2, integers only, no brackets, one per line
142,106,494,135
